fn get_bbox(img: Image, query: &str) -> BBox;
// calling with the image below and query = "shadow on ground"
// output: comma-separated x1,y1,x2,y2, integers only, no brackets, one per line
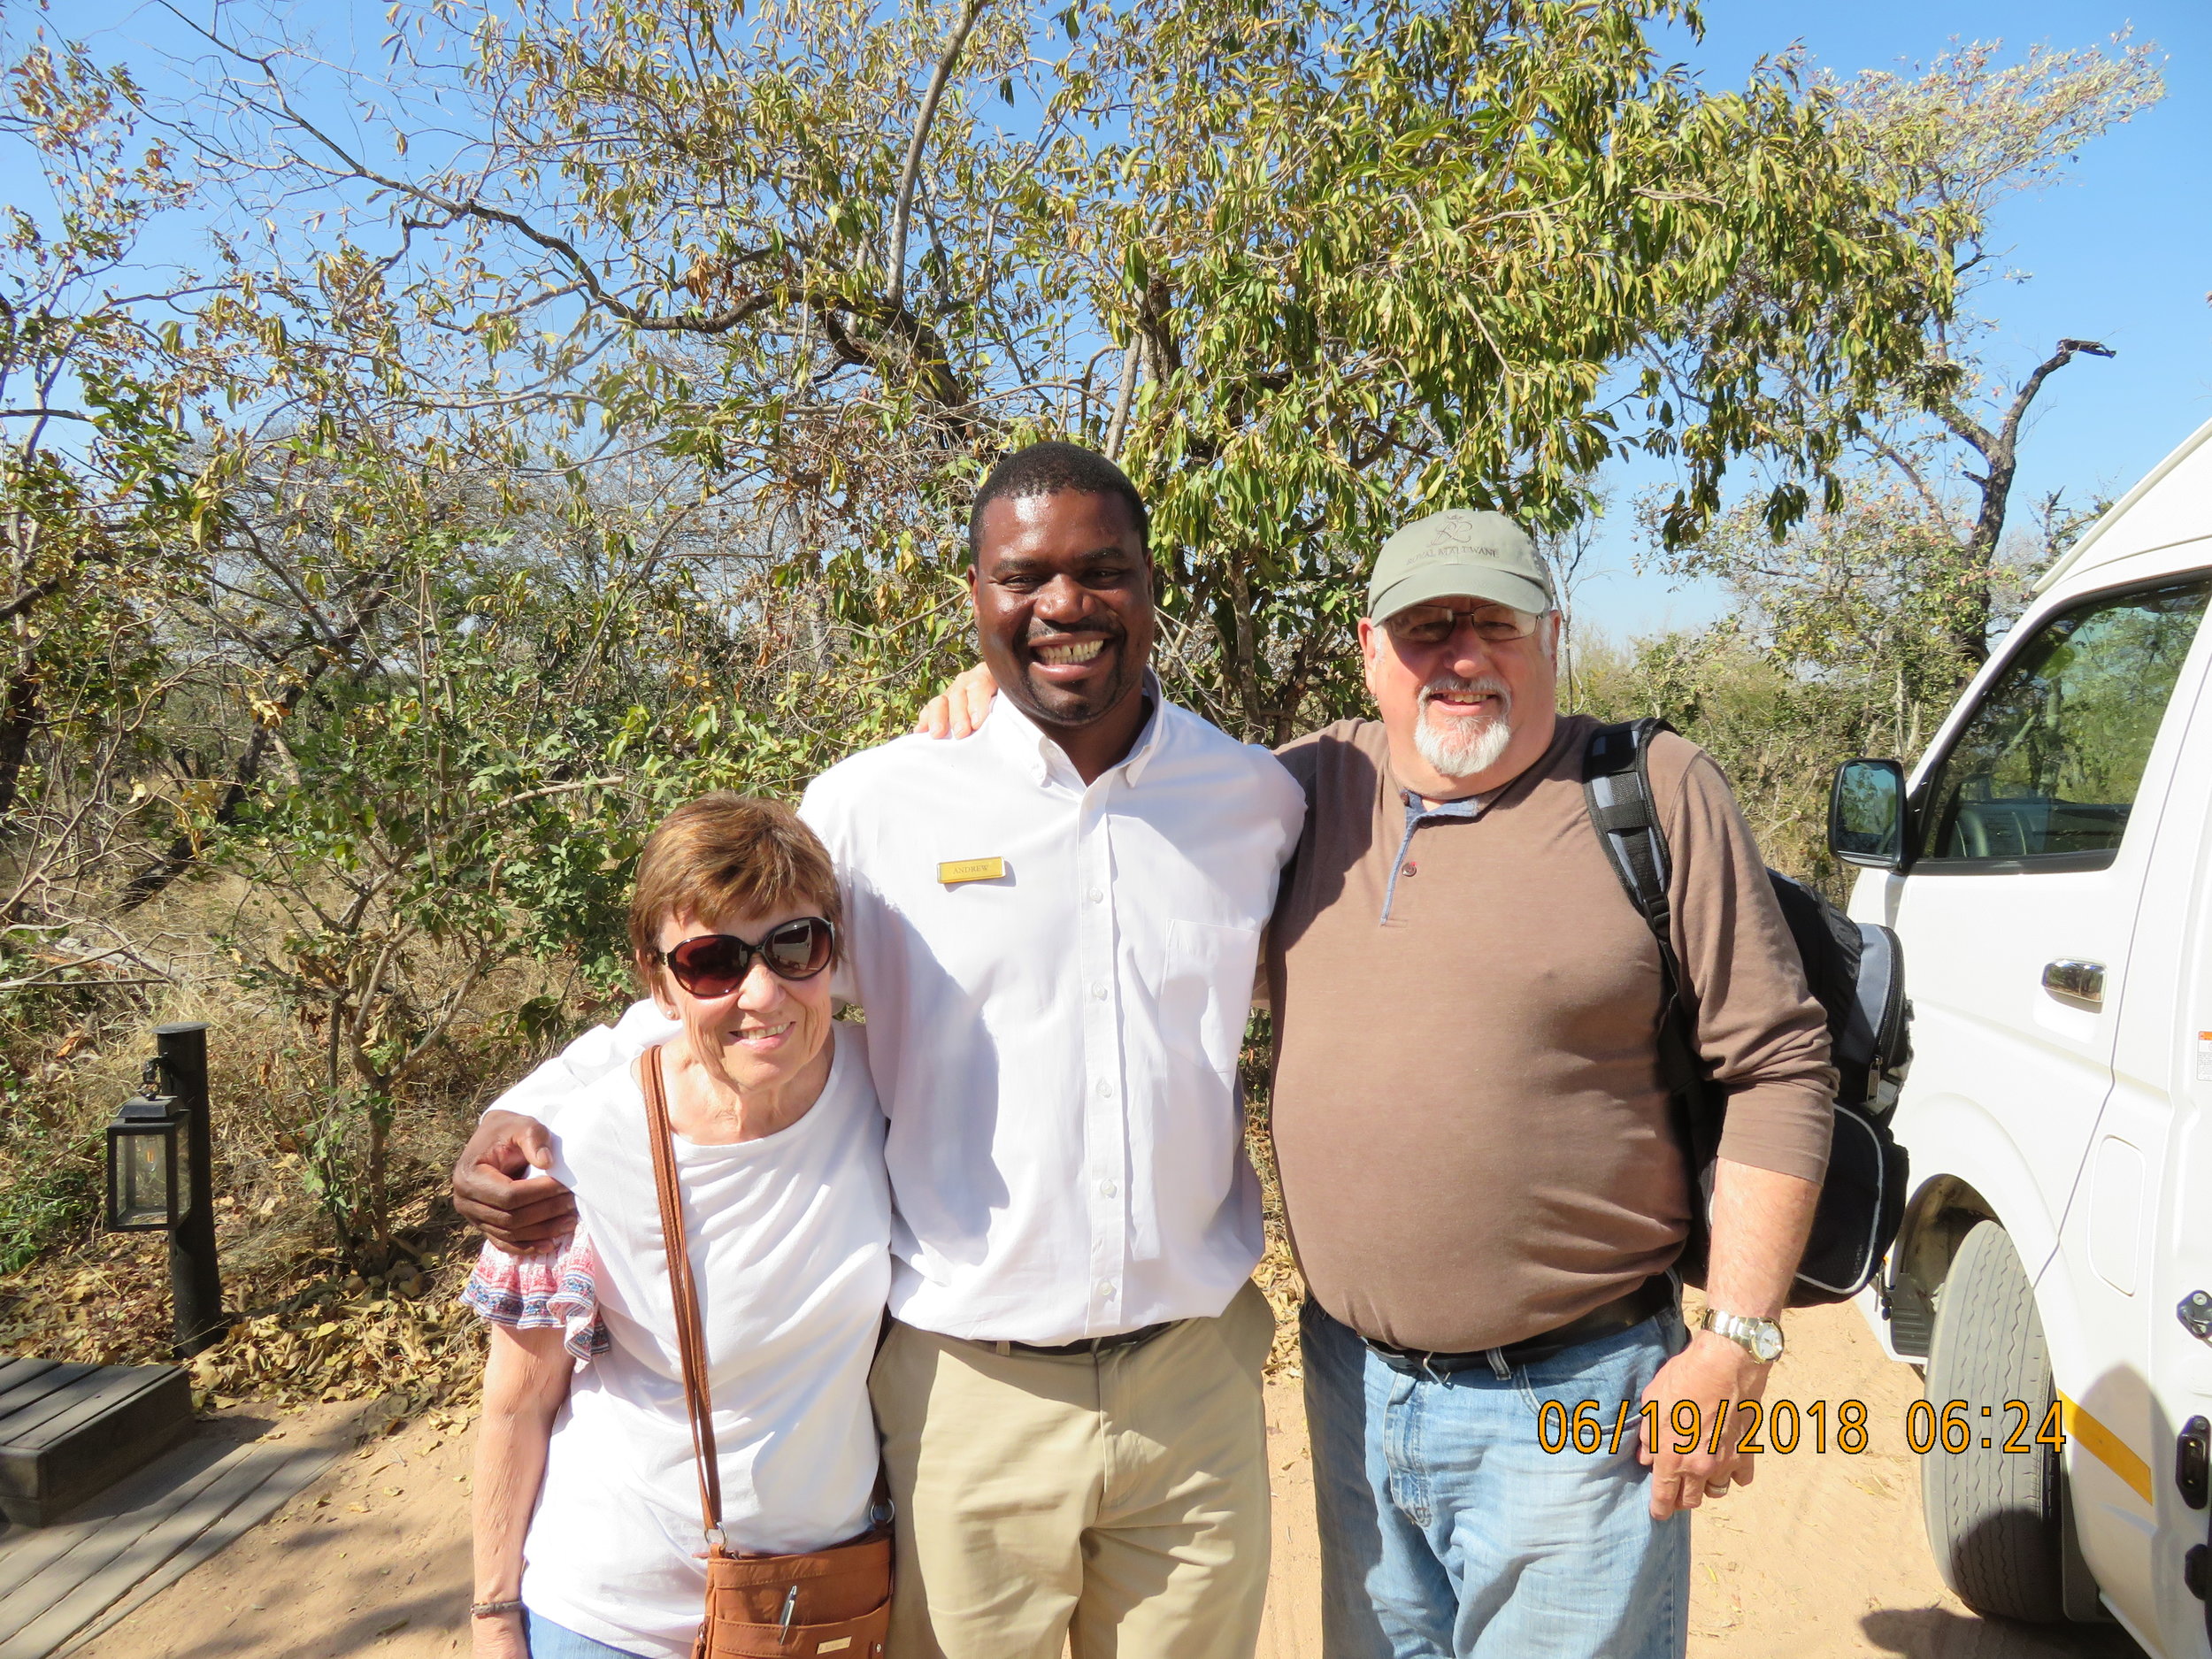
1861,1609,2147,1657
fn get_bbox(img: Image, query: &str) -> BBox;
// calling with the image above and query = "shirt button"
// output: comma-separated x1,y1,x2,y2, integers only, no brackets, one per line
1401,862,1418,878
1096,1079,1112,1097
1087,887,1104,904
1097,1280,1116,1299
1091,984,1108,1001
1099,1179,1118,1198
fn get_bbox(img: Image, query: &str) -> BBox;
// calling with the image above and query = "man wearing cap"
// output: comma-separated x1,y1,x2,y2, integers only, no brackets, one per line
920,507,1834,1658
1274,508,1832,1659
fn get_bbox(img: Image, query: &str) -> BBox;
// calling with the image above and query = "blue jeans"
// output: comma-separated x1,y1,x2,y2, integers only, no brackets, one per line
524,1609,648,1658
1302,1299,1691,1659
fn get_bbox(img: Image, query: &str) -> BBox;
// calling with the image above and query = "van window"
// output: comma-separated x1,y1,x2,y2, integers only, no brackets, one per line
1918,576,2211,870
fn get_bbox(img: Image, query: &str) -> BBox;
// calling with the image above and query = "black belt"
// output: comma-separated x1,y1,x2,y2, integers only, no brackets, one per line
988,1320,1179,1358
1362,1276,1676,1379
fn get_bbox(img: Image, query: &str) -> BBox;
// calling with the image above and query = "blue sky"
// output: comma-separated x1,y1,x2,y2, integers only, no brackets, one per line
1570,0,2212,641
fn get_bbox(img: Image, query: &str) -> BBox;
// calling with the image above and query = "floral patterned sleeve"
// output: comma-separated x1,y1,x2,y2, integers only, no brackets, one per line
460,1231,611,1365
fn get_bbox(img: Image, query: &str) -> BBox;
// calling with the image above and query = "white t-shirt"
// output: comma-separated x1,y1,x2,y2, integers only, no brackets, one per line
491,1025,891,1659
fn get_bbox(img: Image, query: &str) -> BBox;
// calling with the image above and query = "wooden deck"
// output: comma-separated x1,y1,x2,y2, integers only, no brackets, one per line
0,1402,359,1659
0,1359,194,1528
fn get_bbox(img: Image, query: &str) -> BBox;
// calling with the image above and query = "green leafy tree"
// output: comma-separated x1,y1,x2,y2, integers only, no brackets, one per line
0,36,228,867
209,469,684,1263
1658,35,2163,675
1081,1,1953,739
188,0,1953,744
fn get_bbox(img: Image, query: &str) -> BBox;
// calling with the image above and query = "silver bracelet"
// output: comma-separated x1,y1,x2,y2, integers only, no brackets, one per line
470,1600,524,1619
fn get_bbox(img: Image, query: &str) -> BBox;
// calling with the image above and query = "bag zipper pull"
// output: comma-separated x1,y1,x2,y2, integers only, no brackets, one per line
779,1585,799,1636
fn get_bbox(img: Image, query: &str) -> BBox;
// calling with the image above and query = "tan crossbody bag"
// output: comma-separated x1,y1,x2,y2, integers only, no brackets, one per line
642,1046,893,1659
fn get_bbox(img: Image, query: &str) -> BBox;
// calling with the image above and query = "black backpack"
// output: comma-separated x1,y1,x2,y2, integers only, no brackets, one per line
1582,718,1911,1306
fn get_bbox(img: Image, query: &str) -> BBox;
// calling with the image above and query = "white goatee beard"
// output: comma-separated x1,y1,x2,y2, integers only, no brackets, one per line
1413,676,1514,779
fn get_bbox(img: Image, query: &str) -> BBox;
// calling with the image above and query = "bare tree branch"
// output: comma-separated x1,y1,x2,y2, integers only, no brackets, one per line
887,0,987,317
1104,339,1140,461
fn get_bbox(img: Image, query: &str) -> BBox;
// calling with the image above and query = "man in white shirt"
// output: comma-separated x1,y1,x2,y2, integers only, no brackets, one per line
451,442,1304,1659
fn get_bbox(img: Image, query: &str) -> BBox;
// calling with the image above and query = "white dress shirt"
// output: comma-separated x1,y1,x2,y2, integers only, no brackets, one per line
490,689,1304,1344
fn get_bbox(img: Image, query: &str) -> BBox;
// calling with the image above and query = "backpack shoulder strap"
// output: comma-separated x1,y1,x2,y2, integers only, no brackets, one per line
1581,717,1679,955
1583,718,1721,1178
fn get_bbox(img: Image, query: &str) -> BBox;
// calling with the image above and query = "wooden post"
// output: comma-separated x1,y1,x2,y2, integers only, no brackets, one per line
155,1023,225,1357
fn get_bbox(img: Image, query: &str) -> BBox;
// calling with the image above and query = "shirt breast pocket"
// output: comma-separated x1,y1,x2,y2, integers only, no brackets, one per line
1160,919,1263,1079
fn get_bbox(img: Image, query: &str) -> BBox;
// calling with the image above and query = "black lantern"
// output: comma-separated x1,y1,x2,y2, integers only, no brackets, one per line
106,1085,189,1232
102,1025,227,1356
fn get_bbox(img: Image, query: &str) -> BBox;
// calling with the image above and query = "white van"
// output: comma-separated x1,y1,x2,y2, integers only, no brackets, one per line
1828,415,2212,1656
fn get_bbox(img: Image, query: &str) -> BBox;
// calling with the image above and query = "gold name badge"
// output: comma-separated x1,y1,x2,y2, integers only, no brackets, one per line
938,856,1006,886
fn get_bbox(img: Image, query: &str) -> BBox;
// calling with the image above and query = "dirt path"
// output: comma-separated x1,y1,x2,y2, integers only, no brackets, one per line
72,1303,2144,1659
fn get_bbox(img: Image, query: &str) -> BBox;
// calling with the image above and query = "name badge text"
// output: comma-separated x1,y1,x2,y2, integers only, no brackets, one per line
938,856,1006,886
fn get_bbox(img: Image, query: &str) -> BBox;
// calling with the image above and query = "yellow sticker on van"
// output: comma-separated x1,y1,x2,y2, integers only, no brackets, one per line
2060,1393,2151,1504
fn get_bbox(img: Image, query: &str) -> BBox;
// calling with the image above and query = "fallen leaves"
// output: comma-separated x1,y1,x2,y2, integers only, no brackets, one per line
0,1214,487,1416
187,1263,486,1410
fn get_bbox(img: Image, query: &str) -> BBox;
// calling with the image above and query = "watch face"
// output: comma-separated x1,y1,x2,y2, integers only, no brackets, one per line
1708,1311,1784,1363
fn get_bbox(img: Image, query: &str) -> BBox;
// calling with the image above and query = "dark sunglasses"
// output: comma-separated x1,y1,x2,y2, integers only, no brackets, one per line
659,917,836,997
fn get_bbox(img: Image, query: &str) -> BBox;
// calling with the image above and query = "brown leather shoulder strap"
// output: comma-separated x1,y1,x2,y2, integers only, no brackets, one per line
643,1045,725,1546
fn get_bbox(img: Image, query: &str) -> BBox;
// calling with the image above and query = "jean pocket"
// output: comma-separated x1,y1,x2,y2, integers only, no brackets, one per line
1511,1313,1675,1425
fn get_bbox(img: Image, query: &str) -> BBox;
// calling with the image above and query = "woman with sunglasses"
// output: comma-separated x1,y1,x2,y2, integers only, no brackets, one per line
463,793,891,1659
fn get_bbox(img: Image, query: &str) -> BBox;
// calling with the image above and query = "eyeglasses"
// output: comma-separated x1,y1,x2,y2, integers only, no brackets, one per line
659,918,836,997
1381,604,1545,647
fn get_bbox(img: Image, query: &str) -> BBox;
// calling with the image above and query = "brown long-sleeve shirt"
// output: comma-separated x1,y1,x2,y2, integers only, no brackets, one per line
1267,713,1835,1353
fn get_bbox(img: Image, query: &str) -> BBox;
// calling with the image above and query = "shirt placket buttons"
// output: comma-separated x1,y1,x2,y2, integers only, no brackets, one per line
1079,795,1125,1331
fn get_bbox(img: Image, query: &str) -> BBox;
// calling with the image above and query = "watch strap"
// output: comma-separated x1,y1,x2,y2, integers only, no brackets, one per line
1701,1307,1784,1361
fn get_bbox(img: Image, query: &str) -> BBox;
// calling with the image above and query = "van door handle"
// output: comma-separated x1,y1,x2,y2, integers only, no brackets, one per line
2042,959,2105,1006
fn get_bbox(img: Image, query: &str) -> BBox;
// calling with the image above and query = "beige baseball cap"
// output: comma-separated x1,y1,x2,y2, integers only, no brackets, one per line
1365,508,1553,621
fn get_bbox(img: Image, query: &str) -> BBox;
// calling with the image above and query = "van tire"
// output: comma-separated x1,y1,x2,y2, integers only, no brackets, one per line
1920,1219,2065,1622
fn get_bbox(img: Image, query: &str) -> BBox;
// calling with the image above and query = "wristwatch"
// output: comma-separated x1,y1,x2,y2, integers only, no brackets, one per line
1701,1307,1785,1363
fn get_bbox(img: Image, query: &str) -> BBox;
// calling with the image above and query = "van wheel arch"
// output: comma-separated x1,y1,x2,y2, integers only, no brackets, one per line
1887,1176,1998,1360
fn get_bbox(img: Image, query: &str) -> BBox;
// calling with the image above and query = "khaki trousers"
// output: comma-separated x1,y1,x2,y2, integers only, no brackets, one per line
869,1280,1274,1659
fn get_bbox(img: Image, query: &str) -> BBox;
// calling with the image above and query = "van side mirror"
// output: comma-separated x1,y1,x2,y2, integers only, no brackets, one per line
1830,759,1909,869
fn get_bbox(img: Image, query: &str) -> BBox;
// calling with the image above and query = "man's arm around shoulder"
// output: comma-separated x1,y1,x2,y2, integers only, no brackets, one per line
452,999,675,1248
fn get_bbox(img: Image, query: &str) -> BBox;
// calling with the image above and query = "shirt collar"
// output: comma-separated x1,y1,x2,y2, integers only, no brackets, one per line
981,670,1171,791
1402,788,1488,823
1382,751,1493,822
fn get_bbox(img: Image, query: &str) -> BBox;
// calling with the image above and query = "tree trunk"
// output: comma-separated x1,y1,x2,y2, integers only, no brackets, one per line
1938,338,2113,673
365,1093,394,1258
1219,557,1272,743
0,669,37,828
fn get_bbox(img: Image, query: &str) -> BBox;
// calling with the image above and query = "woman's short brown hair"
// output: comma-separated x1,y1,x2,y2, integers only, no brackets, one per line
627,794,842,982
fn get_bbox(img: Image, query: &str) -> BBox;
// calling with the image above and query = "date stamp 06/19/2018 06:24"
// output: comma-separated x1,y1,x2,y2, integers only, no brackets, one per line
1534,1397,2070,1458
